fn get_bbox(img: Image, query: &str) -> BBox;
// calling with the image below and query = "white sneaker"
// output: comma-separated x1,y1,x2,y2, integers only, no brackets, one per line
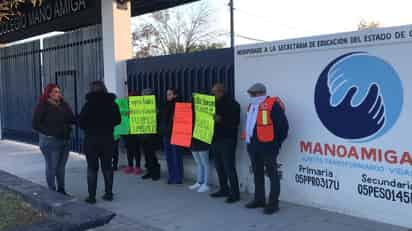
189,183,201,190
197,184,210,193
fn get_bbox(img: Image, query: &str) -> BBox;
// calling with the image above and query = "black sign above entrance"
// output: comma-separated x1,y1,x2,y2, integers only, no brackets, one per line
0,0,101,43
0,0,200,43
131,0,199,17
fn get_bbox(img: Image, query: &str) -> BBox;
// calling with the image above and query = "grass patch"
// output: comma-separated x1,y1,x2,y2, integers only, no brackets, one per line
0,189,46,231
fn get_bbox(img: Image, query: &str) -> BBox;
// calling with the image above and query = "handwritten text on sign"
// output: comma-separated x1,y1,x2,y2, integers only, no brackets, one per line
193,94,215,144
129,96,157,134
193,93,216,114
171,103,193,147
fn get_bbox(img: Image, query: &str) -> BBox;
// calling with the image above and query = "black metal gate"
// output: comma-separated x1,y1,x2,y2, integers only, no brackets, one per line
127,48,234,158
127,48,234,105
42,25,104,153
1,27,231,152
0,41,42,144
0,25,103,152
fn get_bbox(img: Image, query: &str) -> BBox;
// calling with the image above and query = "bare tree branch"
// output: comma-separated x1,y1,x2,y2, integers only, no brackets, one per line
132,2,225,58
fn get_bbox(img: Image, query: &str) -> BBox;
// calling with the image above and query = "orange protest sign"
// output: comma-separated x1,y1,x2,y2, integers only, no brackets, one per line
171,103,193,148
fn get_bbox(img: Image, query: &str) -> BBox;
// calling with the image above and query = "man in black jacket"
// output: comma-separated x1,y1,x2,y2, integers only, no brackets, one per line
244,83,289,215
210,83,241,203
79,81,121,204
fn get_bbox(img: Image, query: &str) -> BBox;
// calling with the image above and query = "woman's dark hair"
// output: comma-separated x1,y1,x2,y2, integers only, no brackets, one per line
90,81,107,93
40,83,60,103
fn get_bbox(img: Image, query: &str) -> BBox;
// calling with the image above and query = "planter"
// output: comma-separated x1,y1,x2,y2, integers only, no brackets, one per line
0,170,115,231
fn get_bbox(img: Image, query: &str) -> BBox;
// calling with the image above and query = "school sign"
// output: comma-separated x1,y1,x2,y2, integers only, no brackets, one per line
0,0,199,43
0,0,101,43
235,25,412,228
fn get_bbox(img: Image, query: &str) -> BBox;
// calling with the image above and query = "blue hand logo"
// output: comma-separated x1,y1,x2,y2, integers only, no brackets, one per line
314,52,403,142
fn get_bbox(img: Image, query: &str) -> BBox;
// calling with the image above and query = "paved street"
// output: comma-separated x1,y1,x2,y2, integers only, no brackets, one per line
0,140,407,231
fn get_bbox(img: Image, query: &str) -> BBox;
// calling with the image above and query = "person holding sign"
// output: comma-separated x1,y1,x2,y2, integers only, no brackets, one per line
189,127,211,193
244,83,289,215
123,134,143,175
79,81,121,204
113,96,131,172
133,88,161,181
160,88,184,184
209,84,241,204
123,91,143,176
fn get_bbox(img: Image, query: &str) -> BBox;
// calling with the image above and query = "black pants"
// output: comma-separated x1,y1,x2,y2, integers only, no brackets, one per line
141,139,160,178
112,140,119,168
248,148,280,208
84,135,114,197
124,135,142,168
211,138,240,199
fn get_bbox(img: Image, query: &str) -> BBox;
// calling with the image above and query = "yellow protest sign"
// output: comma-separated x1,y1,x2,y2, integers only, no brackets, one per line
193,111,215,144
129,95,157,134
193,93,216,114
192,93,215,144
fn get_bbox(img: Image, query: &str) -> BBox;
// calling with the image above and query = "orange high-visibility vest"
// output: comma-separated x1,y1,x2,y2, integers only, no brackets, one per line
242,97,284,143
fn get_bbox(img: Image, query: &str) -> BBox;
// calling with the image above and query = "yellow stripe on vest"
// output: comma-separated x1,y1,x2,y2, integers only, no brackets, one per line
262,110,268,125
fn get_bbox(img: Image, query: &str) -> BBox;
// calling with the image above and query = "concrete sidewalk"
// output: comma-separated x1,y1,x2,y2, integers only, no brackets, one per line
0,140,407,231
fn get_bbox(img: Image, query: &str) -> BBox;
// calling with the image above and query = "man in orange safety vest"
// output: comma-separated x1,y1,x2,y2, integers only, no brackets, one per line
244,83,289,215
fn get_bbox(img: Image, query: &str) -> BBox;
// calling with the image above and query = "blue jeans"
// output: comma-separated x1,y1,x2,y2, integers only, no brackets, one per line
163,137,183,183
192,151,209,185
39,134,70,191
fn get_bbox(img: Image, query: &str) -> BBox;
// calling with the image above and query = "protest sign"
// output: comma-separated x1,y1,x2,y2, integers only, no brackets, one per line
129,95,157,134
192,93,215,144
114,98,130,136
171,103,193,147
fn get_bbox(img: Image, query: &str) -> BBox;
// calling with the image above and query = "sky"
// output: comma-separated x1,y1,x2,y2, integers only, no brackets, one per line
131,0,412,46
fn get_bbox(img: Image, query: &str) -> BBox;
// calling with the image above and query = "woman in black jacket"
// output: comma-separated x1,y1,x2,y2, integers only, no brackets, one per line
79,81,121,204
32,83,75,195
160,88,184,184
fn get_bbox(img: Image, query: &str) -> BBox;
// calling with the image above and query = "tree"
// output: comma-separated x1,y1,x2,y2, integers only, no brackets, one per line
132,2,224,58
0,0,44,21
358,20,381,30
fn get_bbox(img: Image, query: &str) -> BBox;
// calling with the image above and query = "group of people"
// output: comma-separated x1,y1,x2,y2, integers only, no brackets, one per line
158,84,242,200
32,80,288,215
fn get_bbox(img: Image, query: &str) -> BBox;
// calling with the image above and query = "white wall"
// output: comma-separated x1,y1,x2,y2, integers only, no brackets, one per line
235,25,412,228
101,0,132,97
